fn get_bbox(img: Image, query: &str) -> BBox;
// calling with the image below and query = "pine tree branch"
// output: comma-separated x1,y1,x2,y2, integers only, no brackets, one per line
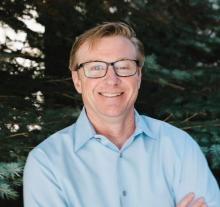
0,182,18,199
5,133,29,139
182,113,199,123
182,123,220,130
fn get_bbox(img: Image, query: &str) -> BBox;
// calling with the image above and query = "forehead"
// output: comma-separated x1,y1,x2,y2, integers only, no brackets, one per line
76,36,137,63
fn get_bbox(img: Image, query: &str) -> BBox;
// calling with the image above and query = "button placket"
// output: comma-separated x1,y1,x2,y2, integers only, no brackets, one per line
118,151,128,207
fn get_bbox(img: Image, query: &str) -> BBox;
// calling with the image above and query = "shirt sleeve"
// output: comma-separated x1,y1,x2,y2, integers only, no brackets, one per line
23,149,68,207
174,136,220,207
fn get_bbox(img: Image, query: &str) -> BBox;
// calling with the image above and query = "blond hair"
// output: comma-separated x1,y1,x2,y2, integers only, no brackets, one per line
69,22,145,71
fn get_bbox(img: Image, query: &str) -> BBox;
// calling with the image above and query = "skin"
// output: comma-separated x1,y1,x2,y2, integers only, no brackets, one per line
177,193,207,207
71,35,207,206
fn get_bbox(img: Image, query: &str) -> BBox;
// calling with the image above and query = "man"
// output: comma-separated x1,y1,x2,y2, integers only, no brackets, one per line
23,22,220,207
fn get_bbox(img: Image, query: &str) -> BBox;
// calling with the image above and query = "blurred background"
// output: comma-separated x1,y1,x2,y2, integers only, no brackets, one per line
0,0,220,206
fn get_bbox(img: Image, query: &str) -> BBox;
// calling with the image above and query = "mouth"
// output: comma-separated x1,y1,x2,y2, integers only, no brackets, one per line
98,92,124,97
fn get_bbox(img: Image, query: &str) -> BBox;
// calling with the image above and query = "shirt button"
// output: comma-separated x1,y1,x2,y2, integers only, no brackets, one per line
95,138,101,142
122,190,127,196
119,153,123,158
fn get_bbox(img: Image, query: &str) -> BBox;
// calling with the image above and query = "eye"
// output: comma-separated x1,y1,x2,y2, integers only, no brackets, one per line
90,65,104,71
115,62,130,70
117,66,130,70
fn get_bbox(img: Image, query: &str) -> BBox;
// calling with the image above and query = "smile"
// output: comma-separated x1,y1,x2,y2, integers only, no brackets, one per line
99,92,123,97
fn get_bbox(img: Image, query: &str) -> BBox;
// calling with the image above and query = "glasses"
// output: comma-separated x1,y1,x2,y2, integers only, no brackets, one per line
75,59,140,78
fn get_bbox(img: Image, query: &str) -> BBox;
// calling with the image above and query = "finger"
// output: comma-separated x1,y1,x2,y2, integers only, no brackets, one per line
191,197,206,207
177,192,195,207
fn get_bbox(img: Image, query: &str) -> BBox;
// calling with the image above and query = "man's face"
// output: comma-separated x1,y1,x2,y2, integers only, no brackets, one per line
72,36,142,120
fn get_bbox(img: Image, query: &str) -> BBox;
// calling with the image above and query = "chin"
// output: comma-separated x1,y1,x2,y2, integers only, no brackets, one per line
99,108,128,118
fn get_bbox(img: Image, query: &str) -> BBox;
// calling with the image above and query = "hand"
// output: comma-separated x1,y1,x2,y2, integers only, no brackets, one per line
177,192,207,207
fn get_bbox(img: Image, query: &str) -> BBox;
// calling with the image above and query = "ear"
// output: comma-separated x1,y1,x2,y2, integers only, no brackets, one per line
137,67,142,89
71,71,82,94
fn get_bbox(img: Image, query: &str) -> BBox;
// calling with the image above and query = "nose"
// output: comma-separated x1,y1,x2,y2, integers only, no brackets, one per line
104,65,121,85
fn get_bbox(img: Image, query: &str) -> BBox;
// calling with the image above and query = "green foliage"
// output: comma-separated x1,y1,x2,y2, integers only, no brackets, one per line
0,162,23,199
143,52,220,169
0,0,220,204
210,144,220,169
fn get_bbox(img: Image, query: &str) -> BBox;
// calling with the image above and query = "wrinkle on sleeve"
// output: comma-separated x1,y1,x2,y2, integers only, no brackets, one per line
23,148,68,207
174,135,220,207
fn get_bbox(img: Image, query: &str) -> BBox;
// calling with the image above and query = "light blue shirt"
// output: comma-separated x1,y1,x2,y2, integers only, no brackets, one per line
23,109,220,207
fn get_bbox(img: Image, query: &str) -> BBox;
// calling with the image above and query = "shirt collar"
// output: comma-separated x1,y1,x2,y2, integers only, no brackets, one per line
74,108,156,152
74,108,96,152
133,109,155,139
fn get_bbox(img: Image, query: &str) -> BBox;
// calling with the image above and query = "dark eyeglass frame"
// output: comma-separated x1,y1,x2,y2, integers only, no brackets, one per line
75,59,140,78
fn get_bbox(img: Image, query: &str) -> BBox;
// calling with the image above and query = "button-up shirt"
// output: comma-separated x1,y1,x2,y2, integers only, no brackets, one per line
23,109,220,207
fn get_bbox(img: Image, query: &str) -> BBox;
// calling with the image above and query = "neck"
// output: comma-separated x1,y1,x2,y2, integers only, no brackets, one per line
86,109,136,149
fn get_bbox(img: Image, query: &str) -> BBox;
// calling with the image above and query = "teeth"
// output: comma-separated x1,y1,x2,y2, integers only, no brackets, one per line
100,92,122,97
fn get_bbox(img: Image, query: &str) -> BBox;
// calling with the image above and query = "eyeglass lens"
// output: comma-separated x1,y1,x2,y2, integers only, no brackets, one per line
83,60,137,78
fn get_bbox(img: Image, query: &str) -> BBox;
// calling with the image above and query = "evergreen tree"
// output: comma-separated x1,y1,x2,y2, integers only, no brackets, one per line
0,0,220,204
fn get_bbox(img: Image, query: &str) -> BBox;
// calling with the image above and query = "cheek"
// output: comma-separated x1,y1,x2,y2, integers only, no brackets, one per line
81,80,97,97
125,79,141,101
133,77,142,91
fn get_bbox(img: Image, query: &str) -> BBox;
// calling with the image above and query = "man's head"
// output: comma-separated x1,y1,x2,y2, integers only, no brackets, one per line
69,22,145,71
69,22,145,121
